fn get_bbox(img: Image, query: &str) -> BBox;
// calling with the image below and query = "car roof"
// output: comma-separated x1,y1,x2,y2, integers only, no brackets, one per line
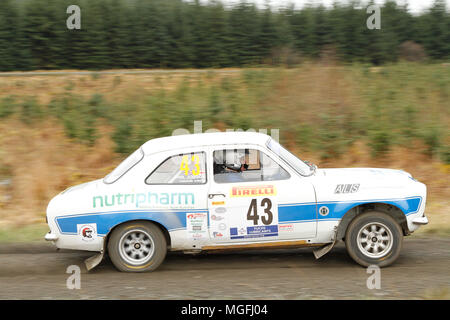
141,131,272,155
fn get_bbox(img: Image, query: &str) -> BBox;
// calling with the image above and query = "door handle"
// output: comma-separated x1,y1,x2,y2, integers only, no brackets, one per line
208,193,226,199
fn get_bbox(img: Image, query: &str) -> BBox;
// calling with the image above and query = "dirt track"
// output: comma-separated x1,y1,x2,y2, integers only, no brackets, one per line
0,237,449,299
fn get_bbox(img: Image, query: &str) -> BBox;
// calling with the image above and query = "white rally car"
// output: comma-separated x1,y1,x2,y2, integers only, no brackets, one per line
45,132,428,271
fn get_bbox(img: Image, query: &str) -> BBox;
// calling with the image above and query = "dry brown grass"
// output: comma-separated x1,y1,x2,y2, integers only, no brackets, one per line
0,69,242,105
0,119,118,226
255,62,361,126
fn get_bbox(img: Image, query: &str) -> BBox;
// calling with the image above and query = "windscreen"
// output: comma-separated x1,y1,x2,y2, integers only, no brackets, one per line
266,138,312,176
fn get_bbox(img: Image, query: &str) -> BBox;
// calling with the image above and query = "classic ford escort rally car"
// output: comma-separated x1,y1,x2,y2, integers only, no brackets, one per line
45,132,428,272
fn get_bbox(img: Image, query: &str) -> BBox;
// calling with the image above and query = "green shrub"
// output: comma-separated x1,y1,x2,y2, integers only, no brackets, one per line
0,96,17,118
296,124,314,151
235,116,253,131
79,114,97,146
368,127,391,157
401,105,418,140
315,114,348,160
20,97,41,124
112,119,134,154
439,145,450,164
60,100,98,146
0,164,12,179
87,93,106,118
175,80,190,102
208,86,222,122
422,125,441,157
63,112,78,139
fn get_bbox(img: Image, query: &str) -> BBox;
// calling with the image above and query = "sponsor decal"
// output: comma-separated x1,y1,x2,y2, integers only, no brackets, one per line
218,223,227,231
230,185,276,197
279,224,294,232
212,201,225,206
319,206,330,216
215,207,227,214
77,223,97,242
334,183,360,194
186,212,207,239
92,192,195,209
230,225,278,239
211,215,224,221
213,232,223,238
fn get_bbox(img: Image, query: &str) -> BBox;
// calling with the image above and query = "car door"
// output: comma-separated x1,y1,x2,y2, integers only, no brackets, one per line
207,144,317,244
144,148,210,242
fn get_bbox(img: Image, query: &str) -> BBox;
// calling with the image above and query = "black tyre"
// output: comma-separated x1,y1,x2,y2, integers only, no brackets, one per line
345,211,403,267
107,221,167,272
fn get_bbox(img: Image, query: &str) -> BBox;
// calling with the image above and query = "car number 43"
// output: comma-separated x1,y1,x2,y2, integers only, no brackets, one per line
247,198,273,225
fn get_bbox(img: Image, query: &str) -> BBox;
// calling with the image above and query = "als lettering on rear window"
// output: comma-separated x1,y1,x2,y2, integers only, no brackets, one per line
104,148,144,184
145,152,207,185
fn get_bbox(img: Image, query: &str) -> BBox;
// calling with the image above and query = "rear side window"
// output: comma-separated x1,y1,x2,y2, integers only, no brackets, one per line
146,152,207,185
104,148,144,184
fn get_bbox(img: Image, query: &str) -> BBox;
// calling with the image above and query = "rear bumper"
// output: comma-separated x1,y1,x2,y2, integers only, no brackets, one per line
44,232,59,241
44,229,103,252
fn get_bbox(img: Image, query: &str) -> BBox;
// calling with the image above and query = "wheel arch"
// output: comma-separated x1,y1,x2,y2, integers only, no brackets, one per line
336,202,409,241
103,219,172,252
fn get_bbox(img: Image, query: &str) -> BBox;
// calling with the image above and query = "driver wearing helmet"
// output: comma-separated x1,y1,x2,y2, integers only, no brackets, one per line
214,150,249,182
225,155,249,173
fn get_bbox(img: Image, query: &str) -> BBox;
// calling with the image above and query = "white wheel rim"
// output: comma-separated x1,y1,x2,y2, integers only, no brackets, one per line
118,229,155,266
356,222,393,259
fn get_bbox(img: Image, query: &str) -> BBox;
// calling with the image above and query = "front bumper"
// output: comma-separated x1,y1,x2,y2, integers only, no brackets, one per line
412,216,428,225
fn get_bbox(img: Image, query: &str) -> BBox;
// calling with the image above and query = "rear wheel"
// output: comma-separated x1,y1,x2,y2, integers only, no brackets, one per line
345,211,403,267
108,221,167,272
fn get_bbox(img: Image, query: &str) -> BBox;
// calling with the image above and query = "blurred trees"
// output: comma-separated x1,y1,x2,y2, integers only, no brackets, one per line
0,0,449,71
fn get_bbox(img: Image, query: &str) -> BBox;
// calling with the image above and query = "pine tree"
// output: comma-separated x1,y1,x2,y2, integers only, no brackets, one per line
0,0,21,70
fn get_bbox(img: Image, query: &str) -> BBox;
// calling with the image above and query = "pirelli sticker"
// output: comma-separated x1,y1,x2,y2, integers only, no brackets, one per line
230,185,276,197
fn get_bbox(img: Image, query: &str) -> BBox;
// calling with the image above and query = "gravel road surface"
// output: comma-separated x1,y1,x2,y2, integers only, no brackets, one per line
0,237,449,299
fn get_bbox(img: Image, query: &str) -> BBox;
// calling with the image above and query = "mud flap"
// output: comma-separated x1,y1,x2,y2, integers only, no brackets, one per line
85,251,104,271
313,227,338,259
313,241,337,259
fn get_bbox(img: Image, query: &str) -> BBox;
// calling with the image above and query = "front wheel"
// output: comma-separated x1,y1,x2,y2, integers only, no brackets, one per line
345,211,403,267
107,221,167,272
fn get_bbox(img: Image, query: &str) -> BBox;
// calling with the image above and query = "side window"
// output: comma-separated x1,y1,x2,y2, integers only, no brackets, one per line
146,152,206,184
213,149,289,184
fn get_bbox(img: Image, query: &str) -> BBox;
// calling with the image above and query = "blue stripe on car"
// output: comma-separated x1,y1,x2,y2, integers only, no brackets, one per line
55,196,422,236
278,196,422,223
55,209,208,236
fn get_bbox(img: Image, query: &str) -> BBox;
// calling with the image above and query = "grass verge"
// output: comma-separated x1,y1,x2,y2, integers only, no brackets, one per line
0,223,48,243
